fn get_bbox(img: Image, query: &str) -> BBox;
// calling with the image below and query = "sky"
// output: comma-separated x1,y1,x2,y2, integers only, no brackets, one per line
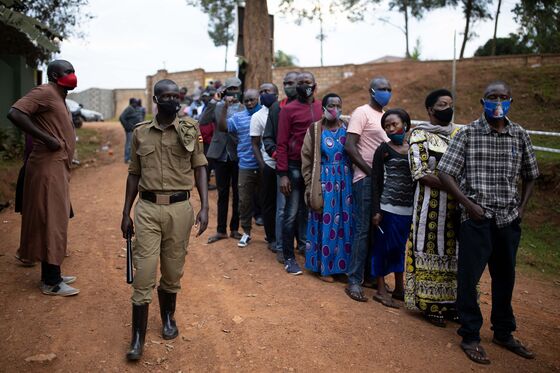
56,0,521,92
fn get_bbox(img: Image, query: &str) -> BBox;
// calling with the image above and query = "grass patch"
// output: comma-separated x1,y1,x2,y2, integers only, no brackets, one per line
75,127,101,162
518,222,559,278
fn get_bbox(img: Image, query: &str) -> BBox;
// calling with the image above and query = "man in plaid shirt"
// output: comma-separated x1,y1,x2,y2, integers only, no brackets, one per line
438,81,539,365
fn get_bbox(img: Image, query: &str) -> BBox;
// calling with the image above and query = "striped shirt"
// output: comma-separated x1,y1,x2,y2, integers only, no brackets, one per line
228,109,258,170
437,115,539,227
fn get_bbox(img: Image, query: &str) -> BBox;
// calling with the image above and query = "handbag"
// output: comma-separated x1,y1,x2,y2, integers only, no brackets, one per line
308,121,323,212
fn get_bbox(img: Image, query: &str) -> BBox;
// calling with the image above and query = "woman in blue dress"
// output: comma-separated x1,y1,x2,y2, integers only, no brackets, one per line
301,93,353,282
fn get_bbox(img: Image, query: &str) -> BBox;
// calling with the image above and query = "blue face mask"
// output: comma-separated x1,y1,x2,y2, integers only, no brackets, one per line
371,89,392,107
246,103,262,116
483,99,511,119
260,93,277,108
388,132,405,145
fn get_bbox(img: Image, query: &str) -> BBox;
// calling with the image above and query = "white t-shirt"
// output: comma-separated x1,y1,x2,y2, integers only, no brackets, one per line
347,104,389,183
249,106,276,168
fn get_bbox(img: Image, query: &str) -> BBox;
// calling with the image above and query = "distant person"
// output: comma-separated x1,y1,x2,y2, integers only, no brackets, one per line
120,79,208,361
277,71,323,275
370,109,414,308
178,87,191,117
344,77,391,302
119,98,143,163
301,93,352,282
262,71,300,263
7,59,79,296
137,99,146,121
187,94,204,120
439,81,539,365
218,88,262,247
405,89,460,326
203,77,245,244
250,83,279,251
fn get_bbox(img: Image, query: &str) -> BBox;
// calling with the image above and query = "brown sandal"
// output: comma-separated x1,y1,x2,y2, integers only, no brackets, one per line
373,294,400,309
345,286,368,302
461,342,491,365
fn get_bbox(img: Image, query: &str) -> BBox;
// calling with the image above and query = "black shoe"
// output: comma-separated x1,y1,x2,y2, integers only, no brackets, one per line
126,304,149,361
158,289,179,340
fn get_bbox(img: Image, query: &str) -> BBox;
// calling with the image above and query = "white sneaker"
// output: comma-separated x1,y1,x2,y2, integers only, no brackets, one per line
62,275,77,284
41,282,80,296
237,233,251,247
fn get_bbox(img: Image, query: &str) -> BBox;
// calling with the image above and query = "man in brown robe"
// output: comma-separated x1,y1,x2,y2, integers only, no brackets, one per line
7,59,79,296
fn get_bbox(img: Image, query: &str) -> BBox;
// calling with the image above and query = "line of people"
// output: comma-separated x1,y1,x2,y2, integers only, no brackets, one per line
198,71,539,365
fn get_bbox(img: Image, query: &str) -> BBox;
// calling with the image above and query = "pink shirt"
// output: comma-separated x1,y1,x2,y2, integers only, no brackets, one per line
347,104,389,183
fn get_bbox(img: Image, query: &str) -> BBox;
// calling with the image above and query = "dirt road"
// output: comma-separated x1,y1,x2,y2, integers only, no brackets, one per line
0,121,558,372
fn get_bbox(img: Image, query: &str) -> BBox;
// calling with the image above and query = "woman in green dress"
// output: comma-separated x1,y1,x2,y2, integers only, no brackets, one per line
405,89,461,327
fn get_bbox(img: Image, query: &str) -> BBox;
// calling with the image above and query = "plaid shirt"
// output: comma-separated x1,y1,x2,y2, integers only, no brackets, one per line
437,115,539,227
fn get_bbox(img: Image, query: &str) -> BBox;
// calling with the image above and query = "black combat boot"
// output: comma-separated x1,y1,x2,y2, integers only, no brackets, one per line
126,304,149,361
158,289,179,340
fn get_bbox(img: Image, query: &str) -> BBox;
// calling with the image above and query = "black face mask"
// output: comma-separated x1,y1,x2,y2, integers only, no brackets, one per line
433,107,454,124
296,84,315,99
284,85,297,99
156,98,180,116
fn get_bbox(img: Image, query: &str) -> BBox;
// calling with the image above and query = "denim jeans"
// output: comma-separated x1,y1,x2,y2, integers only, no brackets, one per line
347,177,372,286
457,218,521,343
124,131,133,162
282,164,308,260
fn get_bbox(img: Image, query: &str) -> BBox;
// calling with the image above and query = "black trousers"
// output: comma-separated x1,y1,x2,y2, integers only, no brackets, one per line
41,261,62,286
457,218,521,343
214,159,239,234
203,143,214,183
261,165,277,243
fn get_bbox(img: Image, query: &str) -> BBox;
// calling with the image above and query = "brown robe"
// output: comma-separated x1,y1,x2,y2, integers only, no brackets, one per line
12,84,76,265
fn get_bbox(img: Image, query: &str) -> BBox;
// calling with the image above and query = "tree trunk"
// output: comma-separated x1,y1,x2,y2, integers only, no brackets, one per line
459,0,472,59
491,0,502,56
243,0,272,89
224,40,229,72
404,1,410,58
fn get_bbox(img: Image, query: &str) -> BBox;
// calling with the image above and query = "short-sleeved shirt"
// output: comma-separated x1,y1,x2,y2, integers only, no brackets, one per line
249,106,276,168
12,83,76,164
347,104,389,183
437,115,540,227
129,116,207,192
228,109,258,169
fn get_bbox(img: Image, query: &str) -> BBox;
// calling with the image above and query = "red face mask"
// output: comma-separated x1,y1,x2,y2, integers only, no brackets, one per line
57,73,78,90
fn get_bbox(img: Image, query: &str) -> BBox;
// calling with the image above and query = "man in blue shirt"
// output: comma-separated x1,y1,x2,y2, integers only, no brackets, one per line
218,89,261,247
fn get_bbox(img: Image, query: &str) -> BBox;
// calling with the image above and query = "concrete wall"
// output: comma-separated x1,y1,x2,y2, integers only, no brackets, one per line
68,88,114,120
114,89,147,120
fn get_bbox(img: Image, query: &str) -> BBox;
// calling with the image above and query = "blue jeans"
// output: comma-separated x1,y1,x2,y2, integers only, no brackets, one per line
282,164,307,260
347,177,372,286
275,174,306,253
124,131,133,162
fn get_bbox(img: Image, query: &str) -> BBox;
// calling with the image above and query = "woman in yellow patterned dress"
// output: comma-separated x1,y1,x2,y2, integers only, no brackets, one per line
405,89,461,327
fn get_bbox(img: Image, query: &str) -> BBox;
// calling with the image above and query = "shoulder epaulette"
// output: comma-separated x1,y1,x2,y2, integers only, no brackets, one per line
134,120,152,128
179,117,199,128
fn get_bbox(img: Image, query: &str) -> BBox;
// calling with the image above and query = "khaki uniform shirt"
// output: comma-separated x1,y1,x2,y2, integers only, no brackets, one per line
128,116,207,192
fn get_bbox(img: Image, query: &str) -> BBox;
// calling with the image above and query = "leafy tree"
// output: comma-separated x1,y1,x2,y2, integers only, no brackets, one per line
474,33,532,56
0,0,92,64
513,0,560,53
336,0,447,58
186,0,236,71
451,0,494,59
189,0,272,88
274,50,298,67
411,37,422,60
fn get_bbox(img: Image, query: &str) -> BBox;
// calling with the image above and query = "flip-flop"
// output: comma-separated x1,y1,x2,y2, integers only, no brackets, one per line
229,231,242,240
492,337,535,359
392,290,404,301
373,293,400,309
461,342,491,365
207,234,228,244
345,287,368,302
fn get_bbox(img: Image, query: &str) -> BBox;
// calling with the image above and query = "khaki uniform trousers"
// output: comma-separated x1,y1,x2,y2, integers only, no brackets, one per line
131,198,194,305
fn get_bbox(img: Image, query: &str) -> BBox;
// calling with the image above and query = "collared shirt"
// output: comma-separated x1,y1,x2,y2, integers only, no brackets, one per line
249,106,276,168
228,109,258,169
215,101,244,162
128,116,207,192
437,115,539,227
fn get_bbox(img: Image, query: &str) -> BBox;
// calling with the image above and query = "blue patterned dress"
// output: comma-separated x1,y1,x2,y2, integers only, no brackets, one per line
305,126,353,276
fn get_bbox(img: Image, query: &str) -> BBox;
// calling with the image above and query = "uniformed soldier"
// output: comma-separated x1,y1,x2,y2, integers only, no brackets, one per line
120,79,209,361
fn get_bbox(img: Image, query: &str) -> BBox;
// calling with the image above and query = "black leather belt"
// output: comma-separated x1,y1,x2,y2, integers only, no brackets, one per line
140,191,190,205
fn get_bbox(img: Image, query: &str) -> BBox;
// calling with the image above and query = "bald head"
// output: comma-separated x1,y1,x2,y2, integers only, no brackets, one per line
484,80,511,98
370,77,390,91
259,83,278,95
154,79,179,98
47,60,74,82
